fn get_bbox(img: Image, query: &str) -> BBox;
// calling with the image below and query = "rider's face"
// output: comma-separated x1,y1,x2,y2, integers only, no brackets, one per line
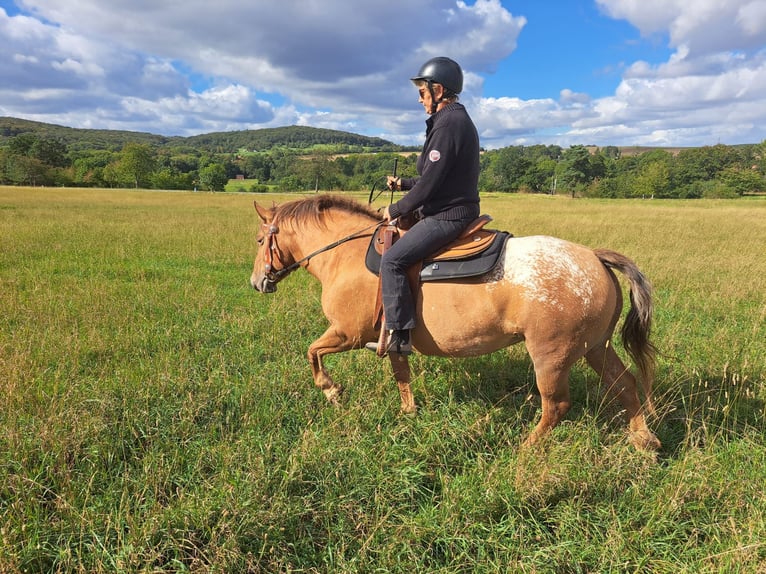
417,83,443,114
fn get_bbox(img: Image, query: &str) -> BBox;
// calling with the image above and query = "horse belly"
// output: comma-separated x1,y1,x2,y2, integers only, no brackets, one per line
416,279,525,357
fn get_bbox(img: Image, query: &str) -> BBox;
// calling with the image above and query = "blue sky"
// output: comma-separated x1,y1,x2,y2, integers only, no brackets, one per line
495,2,670,99
1,0,764,148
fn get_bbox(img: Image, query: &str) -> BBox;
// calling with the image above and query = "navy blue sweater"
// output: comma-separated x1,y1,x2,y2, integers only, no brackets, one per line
388,102,480,221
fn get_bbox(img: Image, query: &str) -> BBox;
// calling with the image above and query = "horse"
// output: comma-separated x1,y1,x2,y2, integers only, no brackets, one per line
249,194,661,451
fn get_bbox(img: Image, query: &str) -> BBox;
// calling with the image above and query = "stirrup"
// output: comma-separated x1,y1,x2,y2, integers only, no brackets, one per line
365,330,412,357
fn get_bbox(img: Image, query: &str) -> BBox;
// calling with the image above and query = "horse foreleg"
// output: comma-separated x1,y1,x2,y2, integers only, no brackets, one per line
585,344,661,451
523,362,572,447
307,328,353,405
388,352,416,414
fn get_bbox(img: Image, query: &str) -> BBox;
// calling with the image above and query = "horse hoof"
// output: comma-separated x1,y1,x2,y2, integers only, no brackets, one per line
324,385,344,405
400,404,417,416
629,429,661,451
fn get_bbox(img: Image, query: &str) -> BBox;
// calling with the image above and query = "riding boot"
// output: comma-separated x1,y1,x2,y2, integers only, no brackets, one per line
365,329,412,357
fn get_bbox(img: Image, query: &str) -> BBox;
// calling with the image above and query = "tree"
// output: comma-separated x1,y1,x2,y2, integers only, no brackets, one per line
557,145,593,195
198,163,228,191
118,143,155,188
102,163,120,189
675,144,736,186
561,145,592,183
588,174,623,198
8,133,37,156
240,152,273,182
718,167,764,196
489,146,531,192
301,151,339,191
633,160,670,198
3,154,49,186
151,168,193,190
757,140,766,175
525,158,557,193
31,137,68,167
71,151,113,187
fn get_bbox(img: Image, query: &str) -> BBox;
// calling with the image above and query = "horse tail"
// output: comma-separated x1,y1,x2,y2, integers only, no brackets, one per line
594,249,657,416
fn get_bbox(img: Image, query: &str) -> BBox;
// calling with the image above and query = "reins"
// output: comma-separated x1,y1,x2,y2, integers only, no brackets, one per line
263,219,386,284
367,157,398,206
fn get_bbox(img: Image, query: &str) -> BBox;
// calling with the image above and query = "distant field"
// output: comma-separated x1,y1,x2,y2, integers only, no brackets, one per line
224,179,275,193
1,186,765,572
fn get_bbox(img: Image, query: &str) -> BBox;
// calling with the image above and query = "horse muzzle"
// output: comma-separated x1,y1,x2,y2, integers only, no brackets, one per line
250,272,277,293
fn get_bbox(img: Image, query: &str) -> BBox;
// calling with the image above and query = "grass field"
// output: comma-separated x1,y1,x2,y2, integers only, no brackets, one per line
1,186,765,573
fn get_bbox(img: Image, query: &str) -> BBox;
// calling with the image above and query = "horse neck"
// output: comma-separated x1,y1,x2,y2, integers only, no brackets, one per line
284,210,377,277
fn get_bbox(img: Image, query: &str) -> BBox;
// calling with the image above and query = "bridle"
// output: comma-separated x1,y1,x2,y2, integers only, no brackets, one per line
259,217,386,287
260,221,286,284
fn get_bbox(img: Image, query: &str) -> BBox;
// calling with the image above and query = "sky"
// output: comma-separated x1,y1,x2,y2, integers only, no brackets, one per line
1,0,765,149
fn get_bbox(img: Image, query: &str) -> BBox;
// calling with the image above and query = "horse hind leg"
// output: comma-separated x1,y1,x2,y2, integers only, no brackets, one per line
523,361,573,447
585,342,661,451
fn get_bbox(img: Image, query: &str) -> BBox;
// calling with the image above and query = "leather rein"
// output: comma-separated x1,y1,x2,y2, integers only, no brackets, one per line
261,219,386,285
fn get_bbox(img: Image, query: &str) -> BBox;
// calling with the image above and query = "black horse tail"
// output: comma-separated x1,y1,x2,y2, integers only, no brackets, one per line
594,249,657,416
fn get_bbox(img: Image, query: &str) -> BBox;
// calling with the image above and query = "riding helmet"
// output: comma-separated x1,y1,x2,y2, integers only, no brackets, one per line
410,57,463,95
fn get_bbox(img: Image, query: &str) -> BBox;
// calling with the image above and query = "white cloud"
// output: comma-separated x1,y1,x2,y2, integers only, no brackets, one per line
545,1,766,147
1,1,765,148
597,0,766,56
12,0,522,101
465,0,766,148
2,0,525,137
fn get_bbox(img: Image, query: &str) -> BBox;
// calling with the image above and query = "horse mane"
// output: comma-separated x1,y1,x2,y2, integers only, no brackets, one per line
274,194,382,228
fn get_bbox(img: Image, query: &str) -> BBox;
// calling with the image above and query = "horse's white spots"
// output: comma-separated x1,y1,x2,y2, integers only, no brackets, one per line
491,236,597,311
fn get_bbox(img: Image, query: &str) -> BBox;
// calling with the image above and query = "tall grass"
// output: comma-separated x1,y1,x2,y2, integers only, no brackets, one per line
1,187,765,572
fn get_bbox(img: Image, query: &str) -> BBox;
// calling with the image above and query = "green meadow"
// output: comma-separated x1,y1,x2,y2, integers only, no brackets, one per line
1,186,765,573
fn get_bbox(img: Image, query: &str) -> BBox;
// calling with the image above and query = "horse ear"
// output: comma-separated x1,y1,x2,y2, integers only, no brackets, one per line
254,201,271,223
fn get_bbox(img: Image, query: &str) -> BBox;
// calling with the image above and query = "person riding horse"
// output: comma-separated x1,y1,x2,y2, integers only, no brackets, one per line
366,56,481,357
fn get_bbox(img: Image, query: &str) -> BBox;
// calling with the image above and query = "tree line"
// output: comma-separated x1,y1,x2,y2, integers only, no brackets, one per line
1,121,764,197
482,143,766,198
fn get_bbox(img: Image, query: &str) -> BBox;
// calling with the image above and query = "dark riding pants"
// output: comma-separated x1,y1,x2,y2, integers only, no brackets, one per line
381,215,475,331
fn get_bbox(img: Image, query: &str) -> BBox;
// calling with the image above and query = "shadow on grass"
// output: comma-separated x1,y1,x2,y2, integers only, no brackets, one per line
392,352,765,459
402,350,633,444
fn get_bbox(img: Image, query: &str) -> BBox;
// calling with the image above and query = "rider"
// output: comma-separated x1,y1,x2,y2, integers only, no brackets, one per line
366,56,481,356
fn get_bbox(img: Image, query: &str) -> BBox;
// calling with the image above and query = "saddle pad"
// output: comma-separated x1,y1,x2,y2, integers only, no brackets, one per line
365,231,511,282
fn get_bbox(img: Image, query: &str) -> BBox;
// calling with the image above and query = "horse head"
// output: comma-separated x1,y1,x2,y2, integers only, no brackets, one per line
250,195,383,294
250,201,293,293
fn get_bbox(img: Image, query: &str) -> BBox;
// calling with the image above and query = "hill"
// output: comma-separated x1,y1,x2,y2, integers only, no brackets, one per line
183,126,400,152
0,117,173,151
0,117,403,154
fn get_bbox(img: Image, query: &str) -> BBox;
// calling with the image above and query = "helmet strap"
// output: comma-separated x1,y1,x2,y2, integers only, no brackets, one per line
427,81,439,114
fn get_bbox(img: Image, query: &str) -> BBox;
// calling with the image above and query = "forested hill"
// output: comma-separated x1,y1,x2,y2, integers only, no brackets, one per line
0,117,402,153
183,126,399,152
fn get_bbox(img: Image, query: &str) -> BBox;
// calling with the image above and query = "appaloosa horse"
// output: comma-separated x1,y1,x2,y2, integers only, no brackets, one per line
250,194,660,450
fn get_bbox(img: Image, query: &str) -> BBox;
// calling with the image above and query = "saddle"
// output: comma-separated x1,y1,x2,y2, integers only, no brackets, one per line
365,214,511,351
365,215,510,282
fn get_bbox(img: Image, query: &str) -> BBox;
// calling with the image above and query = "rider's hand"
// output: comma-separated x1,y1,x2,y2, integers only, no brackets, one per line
383,205,392,221
387,176,401,191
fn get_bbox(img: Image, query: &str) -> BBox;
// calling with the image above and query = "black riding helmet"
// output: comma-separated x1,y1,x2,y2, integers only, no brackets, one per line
411,57,463,113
